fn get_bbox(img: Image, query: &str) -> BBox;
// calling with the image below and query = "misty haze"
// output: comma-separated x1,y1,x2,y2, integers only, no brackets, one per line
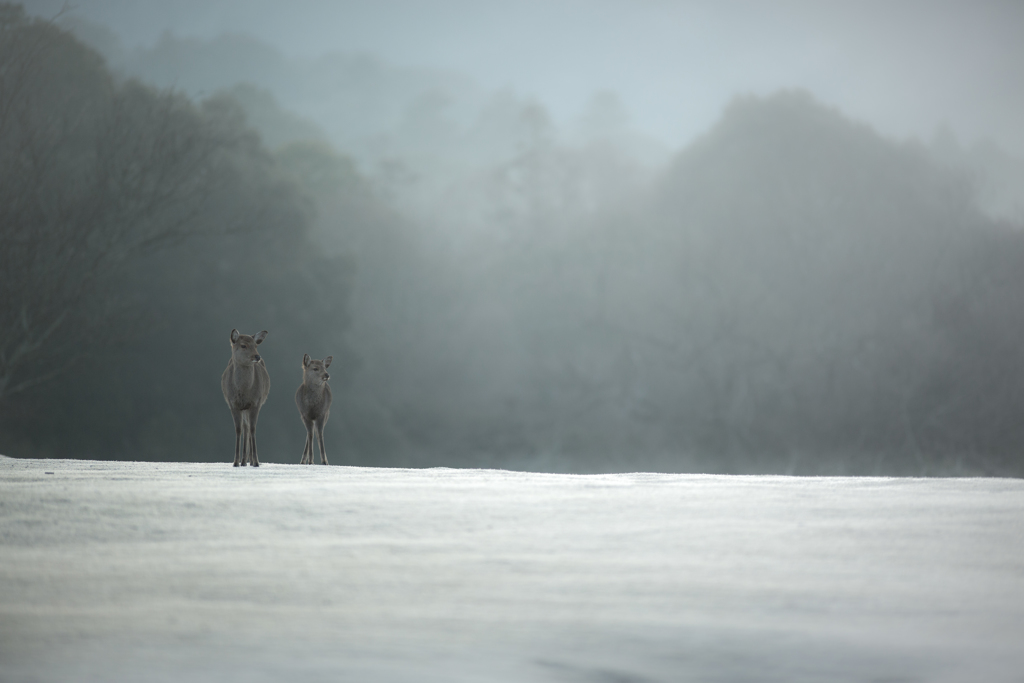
2,1,1024,681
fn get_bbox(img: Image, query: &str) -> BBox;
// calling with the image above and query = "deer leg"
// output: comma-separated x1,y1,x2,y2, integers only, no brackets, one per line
305,418,315,464
244,430,252,466
240,412,251,466
301,419,314,464
249,408,261,467
315,418,328,465
231,409,243,467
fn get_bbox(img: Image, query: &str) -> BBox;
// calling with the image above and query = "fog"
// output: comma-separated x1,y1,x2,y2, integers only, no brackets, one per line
3,1,1024,475
20,0,1024,155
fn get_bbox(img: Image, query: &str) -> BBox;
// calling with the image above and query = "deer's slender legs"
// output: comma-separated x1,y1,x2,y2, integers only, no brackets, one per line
232,409,244,467
315,418,329,465
240,412,251,466
249,409,261,467
301,418,314,464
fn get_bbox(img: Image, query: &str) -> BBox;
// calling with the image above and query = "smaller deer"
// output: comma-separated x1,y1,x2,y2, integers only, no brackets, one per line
221,329,270,467
295,354,332,465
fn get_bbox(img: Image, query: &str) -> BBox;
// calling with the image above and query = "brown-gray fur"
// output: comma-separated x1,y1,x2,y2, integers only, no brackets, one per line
221,329,270,467
295,353,332,465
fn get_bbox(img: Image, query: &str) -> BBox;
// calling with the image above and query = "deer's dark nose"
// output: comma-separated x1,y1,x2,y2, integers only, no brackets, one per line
254,354,262,362
324,373,330,381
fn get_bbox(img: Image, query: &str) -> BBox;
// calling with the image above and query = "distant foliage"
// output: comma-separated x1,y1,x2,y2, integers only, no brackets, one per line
4,7,1024,475
0,6,235,400
0,7,353,460
320,91,1024,476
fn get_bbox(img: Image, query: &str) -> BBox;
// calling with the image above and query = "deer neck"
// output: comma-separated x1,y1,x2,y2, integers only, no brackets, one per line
233,360,258,387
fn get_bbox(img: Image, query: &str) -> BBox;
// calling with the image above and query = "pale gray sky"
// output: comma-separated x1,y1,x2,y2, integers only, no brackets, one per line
25,0,1024,153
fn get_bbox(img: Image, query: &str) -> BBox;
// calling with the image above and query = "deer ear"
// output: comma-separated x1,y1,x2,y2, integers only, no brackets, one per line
230,329,240,344
254,330,268,345
302,353,311,368
323,356,332,368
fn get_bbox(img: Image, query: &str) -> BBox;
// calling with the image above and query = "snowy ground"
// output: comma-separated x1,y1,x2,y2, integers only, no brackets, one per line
1,455,1022,683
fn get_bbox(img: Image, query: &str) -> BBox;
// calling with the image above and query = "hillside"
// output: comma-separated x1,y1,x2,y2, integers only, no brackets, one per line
338,92,1022,474
4,9,1024,475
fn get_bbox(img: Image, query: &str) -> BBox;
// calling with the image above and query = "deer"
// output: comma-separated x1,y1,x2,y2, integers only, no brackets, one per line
295,354,332,465
221,329,270,467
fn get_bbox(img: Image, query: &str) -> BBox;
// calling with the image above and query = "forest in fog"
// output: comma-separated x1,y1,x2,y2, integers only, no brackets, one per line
2,4,1024,475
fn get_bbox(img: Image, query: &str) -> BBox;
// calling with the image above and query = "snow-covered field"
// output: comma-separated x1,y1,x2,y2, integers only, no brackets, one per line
1,455,1022,682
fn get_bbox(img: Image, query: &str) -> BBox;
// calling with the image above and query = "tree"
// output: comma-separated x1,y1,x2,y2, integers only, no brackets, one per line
0,13,357,461
0,6,254,401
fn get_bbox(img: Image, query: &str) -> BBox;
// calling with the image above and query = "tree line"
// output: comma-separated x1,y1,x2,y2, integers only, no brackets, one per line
0,6,354,461
2,6,1023,476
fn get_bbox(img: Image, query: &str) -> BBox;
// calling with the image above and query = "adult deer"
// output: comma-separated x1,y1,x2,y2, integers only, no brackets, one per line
221,329,270,467
295,354,332,465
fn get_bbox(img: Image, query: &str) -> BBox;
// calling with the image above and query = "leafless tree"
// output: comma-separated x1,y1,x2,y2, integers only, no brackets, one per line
0,7,251,401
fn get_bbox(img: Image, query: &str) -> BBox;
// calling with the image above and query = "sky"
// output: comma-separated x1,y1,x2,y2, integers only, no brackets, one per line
22,0,1024,153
